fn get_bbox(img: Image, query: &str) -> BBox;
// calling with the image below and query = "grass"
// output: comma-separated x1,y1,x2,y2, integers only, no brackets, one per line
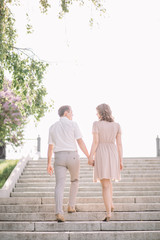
0,159,19,188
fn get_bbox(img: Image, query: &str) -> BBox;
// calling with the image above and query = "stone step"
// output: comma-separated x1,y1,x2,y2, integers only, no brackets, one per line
0,203,160,213
1,157,159,240
0,231,160,240
25,165,160,171
0,221,160,232
0,196,159,205
0,212,160,221
23,170,160,174
32,157,160,160
28,164,160,168
42,196,160,204
27,161,160,165
27,163,160,167
24,167,160,171
29,158,160,162
20,174,160,178
15,182,159,187
13,186,160,192
25,166,160,171
10,191,160,197
28,158,160,161
17,177,159,182
25,165,160,172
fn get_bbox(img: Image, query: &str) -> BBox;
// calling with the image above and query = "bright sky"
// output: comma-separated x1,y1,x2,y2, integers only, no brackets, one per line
10,0,160,158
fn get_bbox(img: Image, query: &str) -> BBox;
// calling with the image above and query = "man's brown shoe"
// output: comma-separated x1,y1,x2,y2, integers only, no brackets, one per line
56,214,65,222
68,206,76,213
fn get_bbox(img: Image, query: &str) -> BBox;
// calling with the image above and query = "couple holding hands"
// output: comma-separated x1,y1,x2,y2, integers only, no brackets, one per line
47,103,123,222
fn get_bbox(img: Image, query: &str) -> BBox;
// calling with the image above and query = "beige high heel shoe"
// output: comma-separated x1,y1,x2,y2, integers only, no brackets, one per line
103,211,111,222
103,216,111,222
68,206,76,213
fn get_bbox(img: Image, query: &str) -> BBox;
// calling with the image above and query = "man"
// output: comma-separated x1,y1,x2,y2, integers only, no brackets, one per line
47,105,89,222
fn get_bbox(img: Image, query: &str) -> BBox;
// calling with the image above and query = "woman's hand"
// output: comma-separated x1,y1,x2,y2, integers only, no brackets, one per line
120,162,123,170
47,164,53,175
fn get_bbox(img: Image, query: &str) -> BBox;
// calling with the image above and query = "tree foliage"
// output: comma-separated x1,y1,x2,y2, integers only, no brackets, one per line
0,0,105,146
39,0,106,21
0,0,53,146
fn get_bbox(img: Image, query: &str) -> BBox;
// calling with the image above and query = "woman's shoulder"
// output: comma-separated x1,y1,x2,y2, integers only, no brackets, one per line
114,121,120,126
92,121,99,133
93,121,119,125
93,121,99,124
92,121,98,127
93,121,121,127
113,122,121,128
114,122,121,133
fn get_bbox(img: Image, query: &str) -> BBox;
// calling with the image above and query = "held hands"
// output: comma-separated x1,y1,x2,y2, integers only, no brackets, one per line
88,155,94,166
47,164,53,176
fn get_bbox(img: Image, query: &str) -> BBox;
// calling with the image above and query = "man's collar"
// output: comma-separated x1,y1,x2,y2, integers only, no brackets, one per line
60,116,70,121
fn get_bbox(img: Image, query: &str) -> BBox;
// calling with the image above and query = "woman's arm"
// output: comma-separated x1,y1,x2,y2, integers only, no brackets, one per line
116,133,123,170
88,133,99,165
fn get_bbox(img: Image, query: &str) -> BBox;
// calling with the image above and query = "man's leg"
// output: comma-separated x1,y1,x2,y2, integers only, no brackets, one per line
54,159,67,215
67,152,80,210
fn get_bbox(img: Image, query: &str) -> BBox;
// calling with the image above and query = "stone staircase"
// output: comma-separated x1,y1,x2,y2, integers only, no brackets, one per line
0,157,160,239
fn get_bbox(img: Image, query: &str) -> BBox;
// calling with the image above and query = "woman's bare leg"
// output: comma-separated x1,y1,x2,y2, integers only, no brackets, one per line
110,182,114,209
100,179,111,217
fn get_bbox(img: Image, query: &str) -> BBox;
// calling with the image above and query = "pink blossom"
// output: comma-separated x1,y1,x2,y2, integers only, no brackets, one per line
8,81,12,88
0,92,5,98
14,118,20,122
12,112,21,116
15,96,21,101
4,91,10,97
3,102,9,110
4,87,8,92
4,119,8,124
12,135,17,143
4,118,11,124
11,103,17,109
8,95,14,101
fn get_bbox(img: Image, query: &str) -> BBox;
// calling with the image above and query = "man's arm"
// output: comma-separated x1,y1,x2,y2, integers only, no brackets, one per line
47,144,54,175
77,138,89,158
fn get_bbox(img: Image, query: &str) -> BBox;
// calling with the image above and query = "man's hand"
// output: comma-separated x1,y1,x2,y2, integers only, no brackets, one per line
47,144,54,175
47,164,53,176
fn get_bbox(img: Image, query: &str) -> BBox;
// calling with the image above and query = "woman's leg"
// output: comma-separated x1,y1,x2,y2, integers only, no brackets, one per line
100,179,111,217
110,182,114,209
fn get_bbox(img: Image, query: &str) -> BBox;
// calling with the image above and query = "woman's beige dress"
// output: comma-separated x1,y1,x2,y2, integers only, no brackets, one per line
92,121,121,182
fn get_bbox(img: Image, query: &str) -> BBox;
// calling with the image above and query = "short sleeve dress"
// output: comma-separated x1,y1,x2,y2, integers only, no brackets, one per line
92,121,121,182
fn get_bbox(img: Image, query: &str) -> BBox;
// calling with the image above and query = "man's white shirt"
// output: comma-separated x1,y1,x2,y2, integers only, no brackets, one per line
48,117,82,152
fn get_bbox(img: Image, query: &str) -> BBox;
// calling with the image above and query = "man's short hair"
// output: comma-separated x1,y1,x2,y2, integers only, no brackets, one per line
58,105,71,117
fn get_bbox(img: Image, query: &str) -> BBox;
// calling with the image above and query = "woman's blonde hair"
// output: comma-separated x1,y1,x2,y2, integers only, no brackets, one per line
96,103,114,122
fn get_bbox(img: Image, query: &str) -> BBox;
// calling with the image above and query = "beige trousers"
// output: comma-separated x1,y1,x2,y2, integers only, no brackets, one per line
54,151,80,214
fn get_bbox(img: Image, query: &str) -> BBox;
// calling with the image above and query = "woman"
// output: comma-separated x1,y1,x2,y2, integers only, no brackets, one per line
88,103,123,222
